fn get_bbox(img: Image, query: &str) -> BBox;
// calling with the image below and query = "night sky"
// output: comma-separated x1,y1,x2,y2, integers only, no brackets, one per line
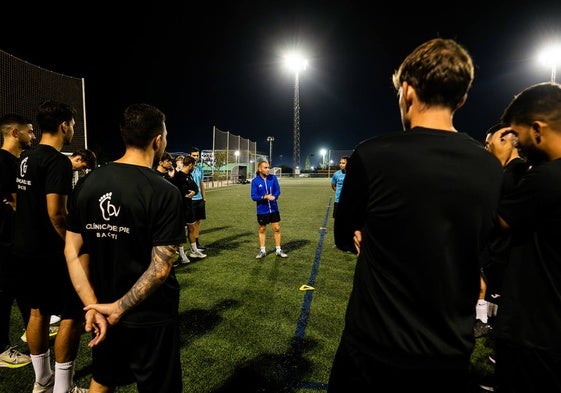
2,1,561,166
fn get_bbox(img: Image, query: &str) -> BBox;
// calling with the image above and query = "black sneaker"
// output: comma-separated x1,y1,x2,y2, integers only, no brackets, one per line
474,319,493,338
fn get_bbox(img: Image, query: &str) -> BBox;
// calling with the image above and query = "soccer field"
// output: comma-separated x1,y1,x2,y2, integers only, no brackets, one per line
1,178,492,392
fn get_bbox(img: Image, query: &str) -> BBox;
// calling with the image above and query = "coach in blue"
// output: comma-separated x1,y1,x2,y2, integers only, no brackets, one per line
250,160,288,259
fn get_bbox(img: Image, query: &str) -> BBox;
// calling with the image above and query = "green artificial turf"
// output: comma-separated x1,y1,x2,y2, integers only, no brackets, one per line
1,178,492,392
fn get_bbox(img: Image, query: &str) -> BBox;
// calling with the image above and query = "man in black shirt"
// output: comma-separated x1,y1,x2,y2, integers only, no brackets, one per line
0,114,35,369
495,82,561,393
13,101,86,392
65,103,185,392
328,38,503,392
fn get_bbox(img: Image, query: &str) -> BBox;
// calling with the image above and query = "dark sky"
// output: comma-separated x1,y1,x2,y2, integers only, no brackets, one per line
3,1,561,166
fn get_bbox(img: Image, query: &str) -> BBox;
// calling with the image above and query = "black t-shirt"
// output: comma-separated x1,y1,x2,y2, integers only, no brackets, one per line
174,171,198,200
14,145,72,258
496,158,561,349
0,149,18,248
335,127,504,366
67,162,186,326
481,157,530,291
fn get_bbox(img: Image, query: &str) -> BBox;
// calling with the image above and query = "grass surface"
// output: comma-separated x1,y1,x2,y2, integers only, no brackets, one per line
1,177,492,392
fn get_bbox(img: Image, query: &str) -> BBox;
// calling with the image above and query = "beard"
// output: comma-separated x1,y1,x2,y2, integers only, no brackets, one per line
520,144,549,165
19,140,33,150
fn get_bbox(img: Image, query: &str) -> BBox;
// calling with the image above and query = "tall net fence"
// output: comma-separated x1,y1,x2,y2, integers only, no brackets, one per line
206,126,261,185
0,49,87,154
329,149,354,164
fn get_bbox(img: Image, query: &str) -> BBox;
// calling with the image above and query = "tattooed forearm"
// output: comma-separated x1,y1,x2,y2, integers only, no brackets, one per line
118,244,178,314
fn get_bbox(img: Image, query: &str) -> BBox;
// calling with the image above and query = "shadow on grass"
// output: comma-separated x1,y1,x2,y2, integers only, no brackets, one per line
283,239,311,253
200,226,231,236
179,299,240,343
203,231,255,253
210,336,319,393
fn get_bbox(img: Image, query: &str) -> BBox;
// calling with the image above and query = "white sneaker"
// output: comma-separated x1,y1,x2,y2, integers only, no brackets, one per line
0,346,31,368
276,249,288,258
21,326,59,343
49,315,61,325
189,250,207,258
32,374,54,393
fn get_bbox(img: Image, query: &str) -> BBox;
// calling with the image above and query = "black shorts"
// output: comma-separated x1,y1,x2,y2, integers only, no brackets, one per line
192,199,206,221
328,339,472,392
0,247,20,292
92,319,182,392
22,254,84,319
183,201,195,225
257,211,281,226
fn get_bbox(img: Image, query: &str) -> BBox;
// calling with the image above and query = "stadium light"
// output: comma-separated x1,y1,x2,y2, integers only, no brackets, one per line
283,51,308,175
234,150,240,183
267,136,275,166
538,44,561,82
320,148,327,169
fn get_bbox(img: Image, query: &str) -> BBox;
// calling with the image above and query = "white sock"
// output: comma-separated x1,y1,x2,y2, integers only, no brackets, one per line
191,242,198,252
30,350,52,385
260,247,266,253
54,360,74,393
179,246,188,259
276,246,281,252
53,360,74,393
488,301,498,318
476,300,488,323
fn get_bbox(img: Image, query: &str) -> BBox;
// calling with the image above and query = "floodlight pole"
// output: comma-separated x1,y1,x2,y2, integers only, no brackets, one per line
293,72,301,174
284,52,307,175
267,136,275,166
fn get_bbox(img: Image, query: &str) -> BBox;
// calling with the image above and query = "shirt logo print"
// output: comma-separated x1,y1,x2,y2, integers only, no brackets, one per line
99,192,120,221
19,157,28,177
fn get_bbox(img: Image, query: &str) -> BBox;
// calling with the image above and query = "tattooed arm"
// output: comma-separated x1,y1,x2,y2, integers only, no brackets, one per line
84,244,178,325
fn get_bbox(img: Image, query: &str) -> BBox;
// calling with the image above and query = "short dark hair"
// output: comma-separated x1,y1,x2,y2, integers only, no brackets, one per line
119,103,165,148
485,123,509,136
0,113,31,127
160,151,173,162
501,82,561,128
183,155,196,166
0,114,32,137
36,100,77,134
71,149,97,169
190,147,200,154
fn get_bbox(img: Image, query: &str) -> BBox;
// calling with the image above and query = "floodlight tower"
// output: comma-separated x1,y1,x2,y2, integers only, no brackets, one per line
267,136,275,166
284,52,308,174
320,148,327,169
539,44,561,82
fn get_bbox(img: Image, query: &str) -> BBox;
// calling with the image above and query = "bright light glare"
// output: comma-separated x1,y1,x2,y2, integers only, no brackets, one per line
284,52,308,73
320,148,327,156
538,45,561,67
